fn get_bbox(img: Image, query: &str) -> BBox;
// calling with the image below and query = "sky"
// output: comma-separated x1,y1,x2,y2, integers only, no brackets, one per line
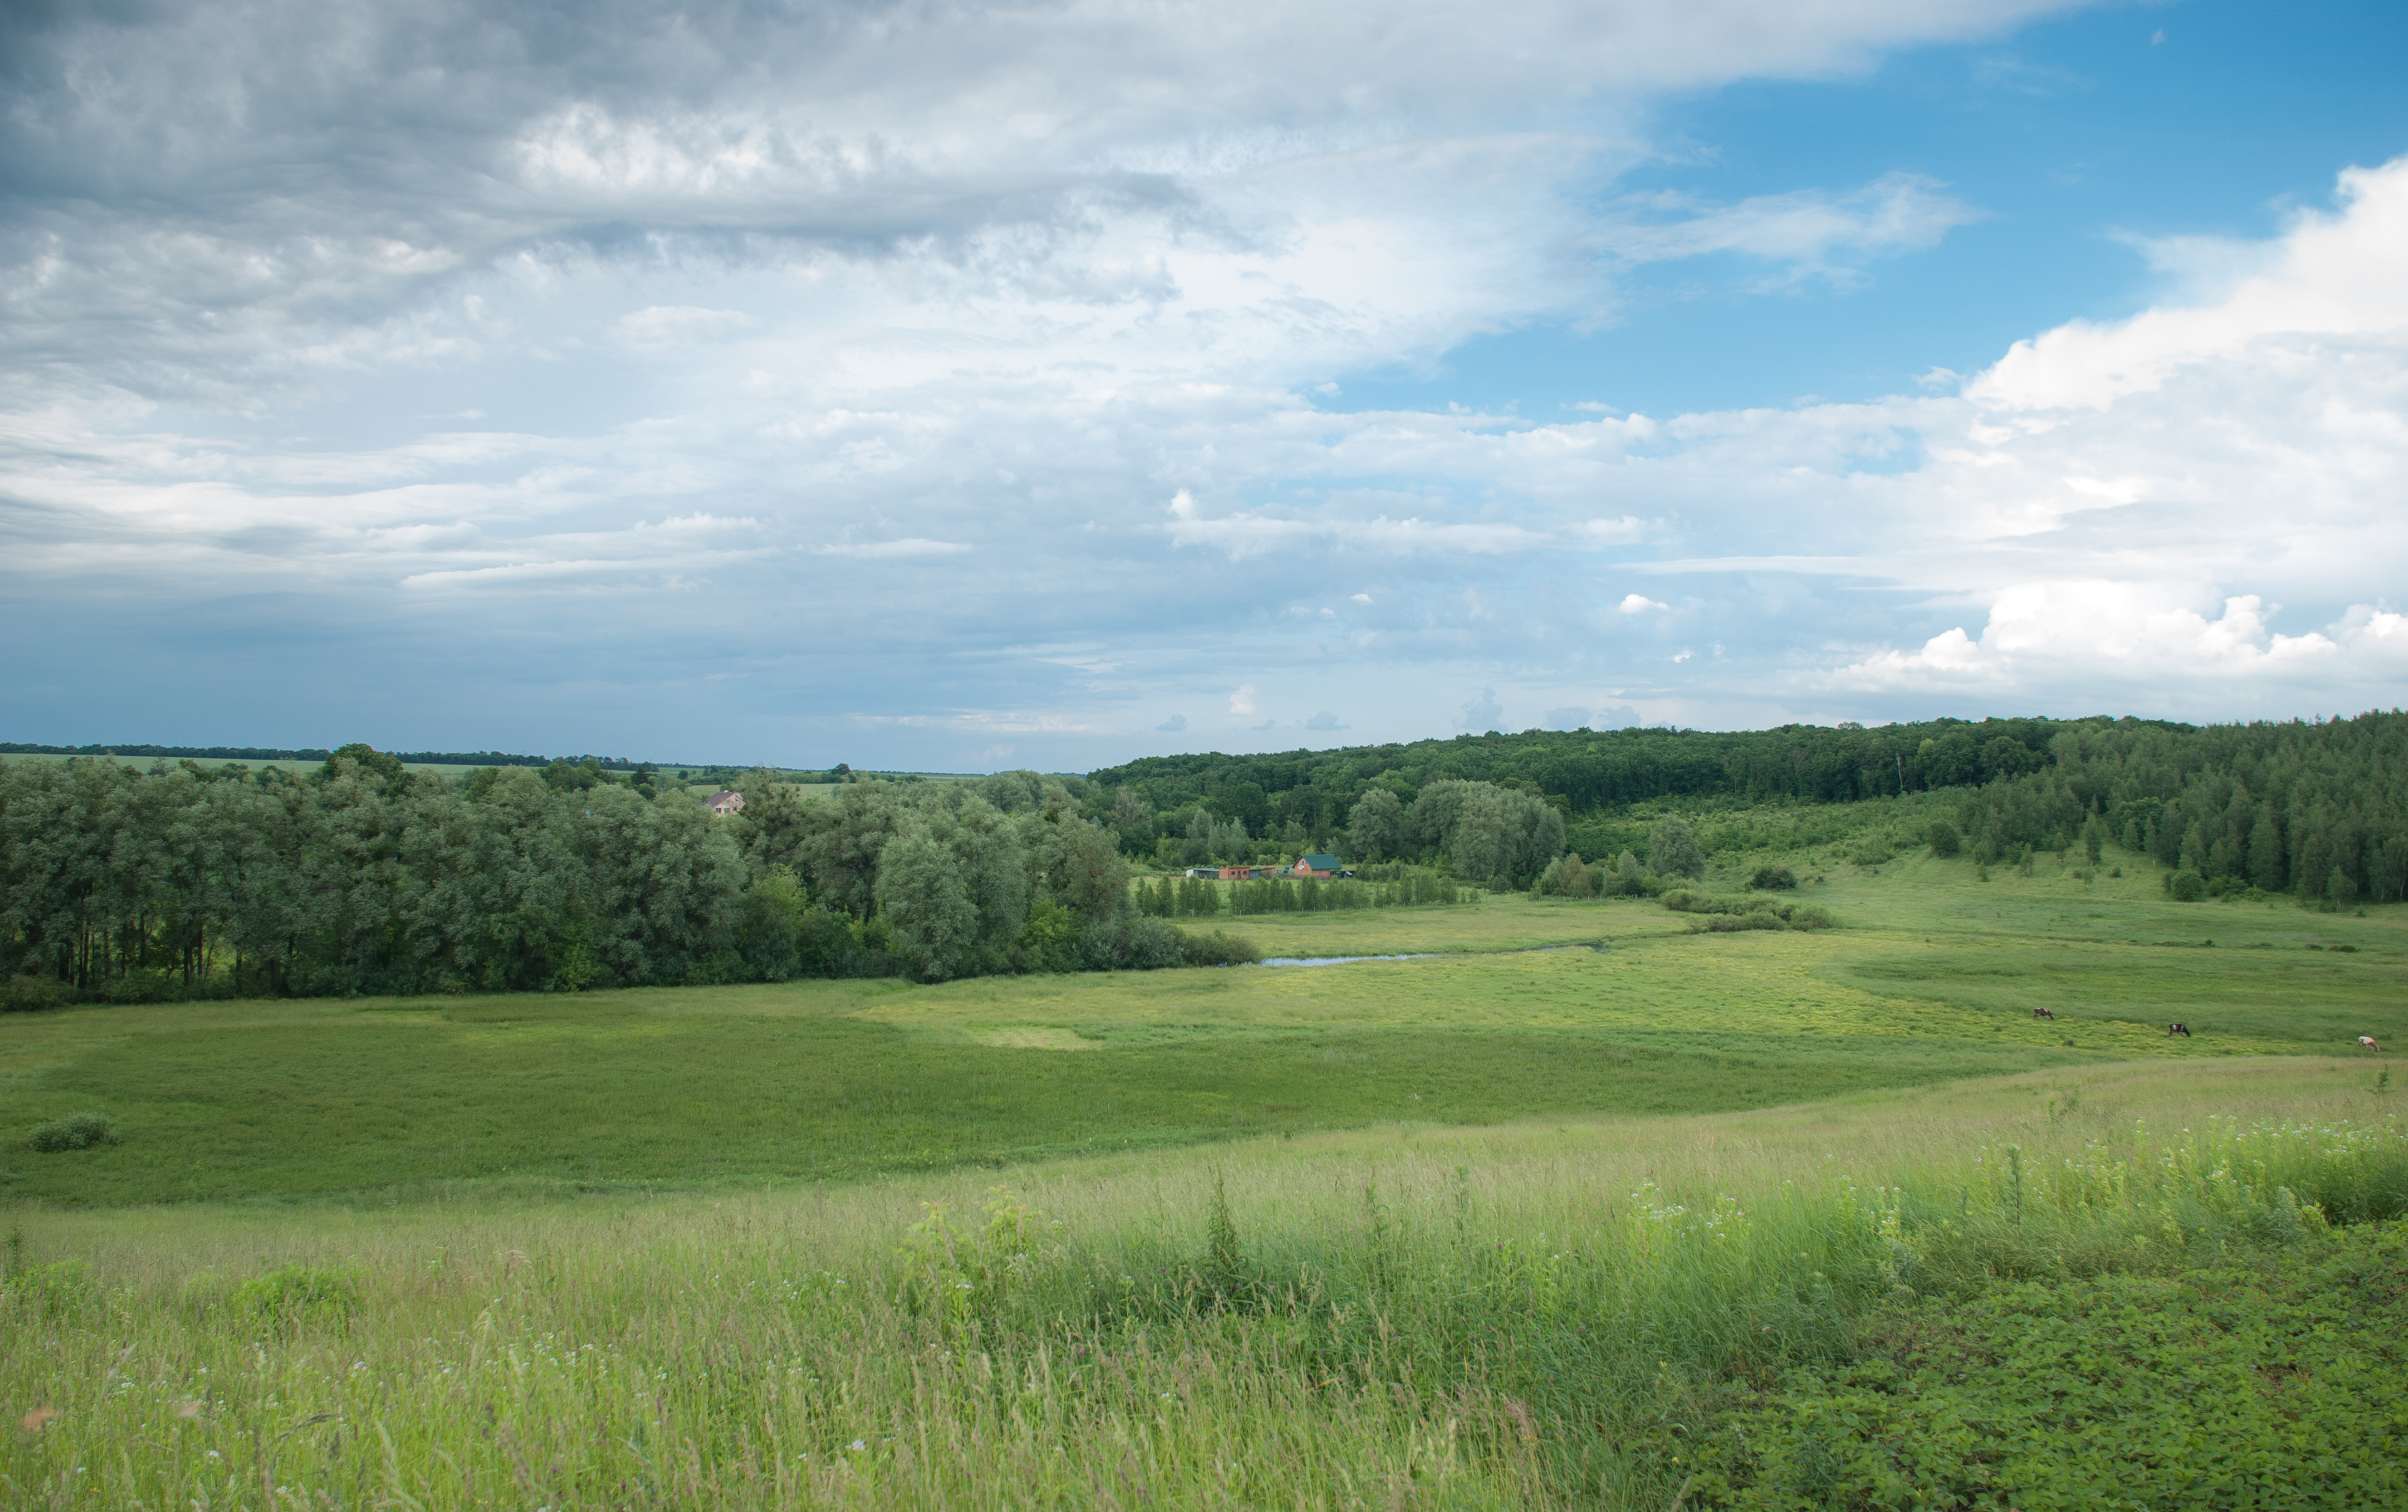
2,0,2404,772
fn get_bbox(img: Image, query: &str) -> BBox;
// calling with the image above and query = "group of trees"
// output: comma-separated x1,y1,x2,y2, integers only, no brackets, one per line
1341,779,1566,889
0,752,1187,1002
8,709,2399,1005
1942,715,2408,907
1090,716,2106,850
1089,712,2407,909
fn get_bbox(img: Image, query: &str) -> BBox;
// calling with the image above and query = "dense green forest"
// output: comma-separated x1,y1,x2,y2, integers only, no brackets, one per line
4,712,2402,1005
1091,712,2408,904
0,750,1199,1004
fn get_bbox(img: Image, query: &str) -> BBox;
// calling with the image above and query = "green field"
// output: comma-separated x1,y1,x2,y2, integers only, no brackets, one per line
5,853,2397,1208
5,851,2404,1508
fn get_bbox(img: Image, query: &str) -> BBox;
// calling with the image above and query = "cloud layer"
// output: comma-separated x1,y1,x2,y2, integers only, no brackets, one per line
1,2,2400,766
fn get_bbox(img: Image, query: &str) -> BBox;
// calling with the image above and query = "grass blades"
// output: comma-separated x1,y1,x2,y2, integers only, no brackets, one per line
4,1059,2402,1509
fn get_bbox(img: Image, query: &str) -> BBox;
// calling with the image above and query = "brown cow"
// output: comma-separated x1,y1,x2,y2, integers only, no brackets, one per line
2033,1007,2055,1021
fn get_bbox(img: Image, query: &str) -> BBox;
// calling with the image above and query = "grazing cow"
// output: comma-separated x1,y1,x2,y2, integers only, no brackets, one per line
2361,1036,2383,1053
2033,1007,2055,1021
2167,1022,2192,1038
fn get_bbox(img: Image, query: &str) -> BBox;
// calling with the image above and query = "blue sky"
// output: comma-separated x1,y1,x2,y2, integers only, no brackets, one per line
2,0,2404,770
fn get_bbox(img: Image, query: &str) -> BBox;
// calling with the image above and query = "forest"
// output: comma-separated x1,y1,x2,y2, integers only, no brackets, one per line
1093,711,2408,906
0,750,1196,1004
3,711,2402,1005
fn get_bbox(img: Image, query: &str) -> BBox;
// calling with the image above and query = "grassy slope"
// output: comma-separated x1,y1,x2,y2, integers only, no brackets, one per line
4,847,2399,1207
3,1059,2399,1510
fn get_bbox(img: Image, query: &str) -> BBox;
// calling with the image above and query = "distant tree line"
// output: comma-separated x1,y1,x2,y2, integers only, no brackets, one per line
1944,716,2408,907
1082,713,2408,907
9,711,2400,1007
0,750,1212,1006
0,743,675,771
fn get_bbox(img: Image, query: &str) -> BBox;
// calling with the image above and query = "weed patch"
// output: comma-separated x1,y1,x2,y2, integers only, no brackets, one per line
26,1111,118,1152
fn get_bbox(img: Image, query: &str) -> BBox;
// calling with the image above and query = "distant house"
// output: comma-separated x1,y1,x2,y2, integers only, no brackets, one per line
706,789,745,816
1218,865,1273,880
1185,867,1221,880
1292,853,1343,879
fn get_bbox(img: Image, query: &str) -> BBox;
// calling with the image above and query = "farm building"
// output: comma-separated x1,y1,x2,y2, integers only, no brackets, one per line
706,789,745,816
1289,853,1343,879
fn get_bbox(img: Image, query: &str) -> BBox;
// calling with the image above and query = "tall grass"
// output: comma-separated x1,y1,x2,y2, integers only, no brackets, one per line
4,1063,2401,1509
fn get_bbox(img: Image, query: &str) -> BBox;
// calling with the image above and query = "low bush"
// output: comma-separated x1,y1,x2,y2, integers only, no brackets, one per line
1927,819,1962,857
1746,865,1796,891
27,1111,119,1152
1703,912,1786,932
2165,868,2208,902
3,975,69,1012
1176,928,1262,967
234,1263,361,1320
1661,891,1837,931
1075,912,1182,971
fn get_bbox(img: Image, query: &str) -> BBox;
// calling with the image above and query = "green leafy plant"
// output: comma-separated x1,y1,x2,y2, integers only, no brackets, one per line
234,1264,361,1319
1177,928,1262,967
3,975,70,1012
28,1111,119,1152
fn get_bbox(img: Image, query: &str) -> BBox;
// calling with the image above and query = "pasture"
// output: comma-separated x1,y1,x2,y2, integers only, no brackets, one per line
4,848,2404,1508
4,853,2400,1208
4,1058,2403,1509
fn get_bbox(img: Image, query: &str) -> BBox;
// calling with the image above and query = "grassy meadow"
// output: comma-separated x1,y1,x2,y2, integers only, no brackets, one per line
5,841,2406,1507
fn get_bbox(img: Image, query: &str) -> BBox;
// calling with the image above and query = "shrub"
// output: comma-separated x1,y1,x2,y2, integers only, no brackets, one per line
3,975,69,1012
1077,913,1182,971
1647,817,1705,880
1533,852,1598,897
1661,892,1838,931
1927,821,1962,857
28,1112,119,1153
1747,865,1797,891
1177,928,1262,967
234,1263,361,1319
2166,868,2208,902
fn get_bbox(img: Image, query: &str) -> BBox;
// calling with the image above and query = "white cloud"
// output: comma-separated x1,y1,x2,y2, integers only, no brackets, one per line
613,305,761,348
1170,508,1548,560
5,4,2400,764
1598,173,1979,284
811,539,973,558
1831,589,2345,691
1156,713,1188,731
1968,158,2408,412
1576,517,1651,545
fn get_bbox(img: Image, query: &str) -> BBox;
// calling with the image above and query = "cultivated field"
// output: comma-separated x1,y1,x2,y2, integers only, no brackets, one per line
4,852,2404,1508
